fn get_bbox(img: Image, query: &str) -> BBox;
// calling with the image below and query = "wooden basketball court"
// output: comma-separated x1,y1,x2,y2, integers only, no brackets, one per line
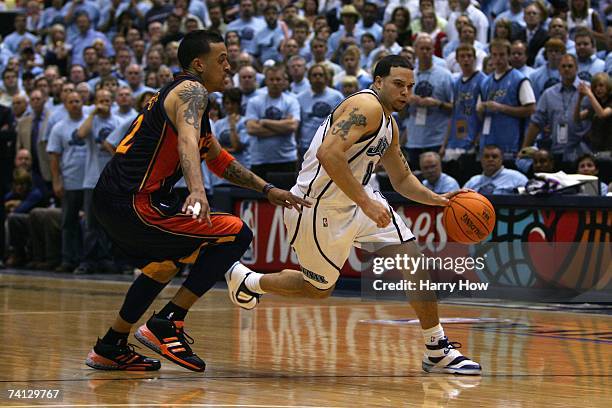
0,272,610,407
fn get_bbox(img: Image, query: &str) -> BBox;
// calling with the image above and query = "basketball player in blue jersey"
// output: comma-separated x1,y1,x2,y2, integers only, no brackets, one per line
227,55,482,375
86,30,309,372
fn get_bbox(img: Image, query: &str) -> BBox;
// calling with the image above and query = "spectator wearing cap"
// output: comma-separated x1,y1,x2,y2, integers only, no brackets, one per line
529,39,565,99
328,5,364,63
356,2,383,44
419,152,459,194
226,0,266,56
464,145,528,194
510,40,535,77
297,63,343,156
334,46,372,91
523,54,590,169
403,34,453,168
574,28,605,82
246,64,300,179
534,18,576,68
252,5,286,64
69,12,113,68
4,14,39,56
367,23,403,70
288,55,310,95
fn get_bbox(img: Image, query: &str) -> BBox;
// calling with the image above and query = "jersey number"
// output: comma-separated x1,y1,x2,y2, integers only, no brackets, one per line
116,114,144,154
362,161,374,186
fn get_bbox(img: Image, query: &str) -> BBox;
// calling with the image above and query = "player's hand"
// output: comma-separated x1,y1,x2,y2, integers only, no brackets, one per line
361,199,391,228
439,188,474,206
182,191,212,226
421,97,440,107
96,103,110,115
267,188,312,211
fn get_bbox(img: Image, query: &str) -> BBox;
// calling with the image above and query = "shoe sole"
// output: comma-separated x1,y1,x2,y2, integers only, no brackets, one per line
85,350,160,371
422,361,482,375
134,325,205,372
225,263,258,310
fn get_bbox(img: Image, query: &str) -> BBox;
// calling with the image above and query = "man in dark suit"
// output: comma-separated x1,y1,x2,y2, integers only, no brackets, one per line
16,89,51,194
514,2,549,66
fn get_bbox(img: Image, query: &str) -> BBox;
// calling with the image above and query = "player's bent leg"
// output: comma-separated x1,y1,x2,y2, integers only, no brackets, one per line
135,222,253,372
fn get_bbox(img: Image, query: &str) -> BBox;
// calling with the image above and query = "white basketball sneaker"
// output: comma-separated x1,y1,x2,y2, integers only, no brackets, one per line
225,262,261,310
422,337,482,375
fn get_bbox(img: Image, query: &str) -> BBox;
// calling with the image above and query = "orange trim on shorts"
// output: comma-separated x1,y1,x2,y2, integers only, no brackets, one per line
142,260,180,283
133,194,244,239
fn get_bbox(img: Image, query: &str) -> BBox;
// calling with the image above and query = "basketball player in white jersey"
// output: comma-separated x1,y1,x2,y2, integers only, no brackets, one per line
226,56,481,375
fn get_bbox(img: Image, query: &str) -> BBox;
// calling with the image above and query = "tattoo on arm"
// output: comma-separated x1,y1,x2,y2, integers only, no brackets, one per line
180,152,191,174
222,160,260,190
330,107,367,140
178,82,209,130
398,149,410,172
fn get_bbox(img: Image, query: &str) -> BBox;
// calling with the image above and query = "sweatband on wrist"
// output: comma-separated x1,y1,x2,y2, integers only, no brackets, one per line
207,148,236,177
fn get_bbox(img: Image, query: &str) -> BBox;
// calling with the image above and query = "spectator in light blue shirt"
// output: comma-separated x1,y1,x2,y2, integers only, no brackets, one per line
211,88,251,186
246,64,300,179
73,89,122,274
574,29,606,82
252,5,285,64
523,54,591,167
464,145,528,194
46,91,88,270
69,12,113,68
327,5,364,62
529,39,565,99
510,40,535,77
226,0,266,56
404,34,453,168
288,56,310,95
38,0,65,33
3,14,39,55
297,64,344,155
420,152,460,194
356,2,383,43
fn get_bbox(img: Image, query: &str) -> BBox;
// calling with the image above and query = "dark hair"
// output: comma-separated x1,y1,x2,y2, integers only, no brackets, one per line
373,55,412,78
576,153,598,169
223,87,242,105
178,30,224,70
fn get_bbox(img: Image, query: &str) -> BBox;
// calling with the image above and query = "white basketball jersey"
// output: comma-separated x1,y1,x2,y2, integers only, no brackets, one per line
294,89,393,207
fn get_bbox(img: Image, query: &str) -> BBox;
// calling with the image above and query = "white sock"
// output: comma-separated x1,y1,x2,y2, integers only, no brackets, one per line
422,323,445,346
244,272,266,294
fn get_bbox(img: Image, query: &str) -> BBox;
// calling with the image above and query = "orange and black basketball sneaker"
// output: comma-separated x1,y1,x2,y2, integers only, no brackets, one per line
85,339,161,371
134,315,206,372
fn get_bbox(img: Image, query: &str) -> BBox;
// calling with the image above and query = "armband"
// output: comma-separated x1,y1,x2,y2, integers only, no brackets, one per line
207,148,236,177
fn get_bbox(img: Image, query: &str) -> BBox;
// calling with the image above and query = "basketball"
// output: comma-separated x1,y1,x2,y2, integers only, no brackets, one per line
443,192,496,243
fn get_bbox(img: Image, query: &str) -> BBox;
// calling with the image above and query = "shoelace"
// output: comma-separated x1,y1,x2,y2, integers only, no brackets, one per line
117,343,143,360
175,326,195,354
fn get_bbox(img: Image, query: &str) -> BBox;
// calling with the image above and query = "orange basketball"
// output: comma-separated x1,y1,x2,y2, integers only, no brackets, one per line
443,192,496,244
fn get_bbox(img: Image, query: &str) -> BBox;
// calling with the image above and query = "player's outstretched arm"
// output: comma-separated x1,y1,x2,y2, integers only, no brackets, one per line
171,80,211,224
205,129,311,210
318,94,391,227
381,119,448,207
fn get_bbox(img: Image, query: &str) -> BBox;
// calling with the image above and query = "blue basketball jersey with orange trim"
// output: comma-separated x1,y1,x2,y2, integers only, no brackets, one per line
97,73,213,195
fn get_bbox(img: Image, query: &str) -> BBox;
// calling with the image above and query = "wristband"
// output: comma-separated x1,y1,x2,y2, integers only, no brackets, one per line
262,183,275,195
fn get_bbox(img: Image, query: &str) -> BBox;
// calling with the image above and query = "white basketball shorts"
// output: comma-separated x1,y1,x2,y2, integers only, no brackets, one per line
284,189,415,290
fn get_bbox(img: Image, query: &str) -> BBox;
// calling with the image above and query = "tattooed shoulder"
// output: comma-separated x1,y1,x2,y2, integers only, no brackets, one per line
330,107,368,141
177,81,209,130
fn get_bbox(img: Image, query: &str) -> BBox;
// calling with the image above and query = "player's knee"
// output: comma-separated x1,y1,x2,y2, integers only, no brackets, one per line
234,223,253,253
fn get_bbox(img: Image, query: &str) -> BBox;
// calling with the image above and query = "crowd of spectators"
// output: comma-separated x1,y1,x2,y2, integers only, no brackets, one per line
0,0,611,271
